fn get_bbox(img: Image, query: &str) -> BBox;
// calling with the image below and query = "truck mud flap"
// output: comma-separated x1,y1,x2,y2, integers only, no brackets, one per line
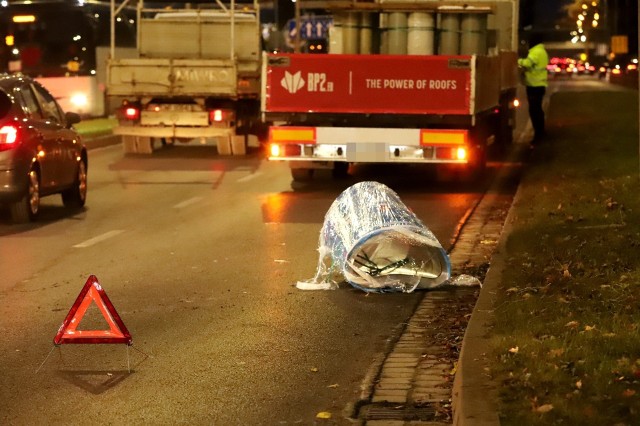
122,136,153,154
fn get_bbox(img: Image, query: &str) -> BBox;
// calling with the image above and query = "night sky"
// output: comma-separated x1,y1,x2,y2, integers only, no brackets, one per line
520,0,574,30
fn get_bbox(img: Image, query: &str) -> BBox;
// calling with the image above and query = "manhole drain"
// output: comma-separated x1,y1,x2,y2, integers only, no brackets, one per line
361,404,438,421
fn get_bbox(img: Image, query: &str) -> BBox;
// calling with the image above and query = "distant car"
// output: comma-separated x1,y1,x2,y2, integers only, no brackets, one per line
0,74,87,223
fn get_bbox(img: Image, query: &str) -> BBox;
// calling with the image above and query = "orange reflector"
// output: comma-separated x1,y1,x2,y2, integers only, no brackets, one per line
420,129,467,146
270,127,316,144
13,15,36,23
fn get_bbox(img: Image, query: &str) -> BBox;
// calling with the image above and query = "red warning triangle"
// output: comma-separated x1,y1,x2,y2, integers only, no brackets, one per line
54,275,132,345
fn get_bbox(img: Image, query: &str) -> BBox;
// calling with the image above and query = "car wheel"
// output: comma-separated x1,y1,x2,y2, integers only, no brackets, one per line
62,158,87,208
10,167,40,223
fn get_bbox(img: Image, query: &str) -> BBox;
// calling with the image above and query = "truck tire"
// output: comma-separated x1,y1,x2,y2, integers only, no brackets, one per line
291,168,314,182
332,162,349,179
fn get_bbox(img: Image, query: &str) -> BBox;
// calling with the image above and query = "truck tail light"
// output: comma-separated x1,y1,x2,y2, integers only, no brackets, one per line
270,143,281,157
268,127,315,158
124,107,140,121
436,146,467,160
209,109,224,123
270,144,301,157
0,125,18,150
420,129,468,162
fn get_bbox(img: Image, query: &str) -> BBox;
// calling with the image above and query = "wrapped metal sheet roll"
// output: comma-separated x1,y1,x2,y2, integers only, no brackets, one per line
330,12,359,54
379,13,388,54
387,12,407,55
438,13,460,55
343,12,360,54
407,12,435,55
329,13,345,54
359,13,373,55
296,181,451,293
460,13,488,55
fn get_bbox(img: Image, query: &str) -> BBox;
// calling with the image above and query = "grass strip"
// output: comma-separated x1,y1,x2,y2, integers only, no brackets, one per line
74,117,117,138
490,89,640,425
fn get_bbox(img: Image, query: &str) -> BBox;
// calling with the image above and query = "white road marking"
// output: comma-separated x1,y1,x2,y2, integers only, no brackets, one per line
173,196,203,209
237,172,263,183
73,230,124,248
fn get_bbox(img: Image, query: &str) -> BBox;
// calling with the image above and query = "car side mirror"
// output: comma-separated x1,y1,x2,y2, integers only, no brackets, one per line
65,111,81,128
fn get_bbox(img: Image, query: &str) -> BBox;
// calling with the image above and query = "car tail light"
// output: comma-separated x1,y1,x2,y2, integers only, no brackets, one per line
0,125,18,150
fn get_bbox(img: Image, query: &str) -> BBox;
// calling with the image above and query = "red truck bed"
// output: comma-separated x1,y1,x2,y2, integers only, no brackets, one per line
264,53,484,116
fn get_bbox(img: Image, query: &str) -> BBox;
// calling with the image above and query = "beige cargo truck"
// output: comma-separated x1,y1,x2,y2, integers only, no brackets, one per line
107,0,262,154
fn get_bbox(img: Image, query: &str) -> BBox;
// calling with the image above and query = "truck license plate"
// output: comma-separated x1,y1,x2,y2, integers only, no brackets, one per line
346,143,388,162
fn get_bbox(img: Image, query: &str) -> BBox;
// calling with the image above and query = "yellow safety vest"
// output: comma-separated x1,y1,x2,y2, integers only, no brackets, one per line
517,43,549,87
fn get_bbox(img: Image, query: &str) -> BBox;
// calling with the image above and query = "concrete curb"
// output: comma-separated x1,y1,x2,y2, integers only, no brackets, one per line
451,187,524,425
451,151,528,426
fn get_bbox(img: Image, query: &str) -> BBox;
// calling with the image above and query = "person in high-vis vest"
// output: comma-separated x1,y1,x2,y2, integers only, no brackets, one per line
518,33,549,144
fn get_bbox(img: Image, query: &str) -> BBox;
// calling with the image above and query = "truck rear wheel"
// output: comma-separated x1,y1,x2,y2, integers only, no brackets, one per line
332,162,349,179
291,168,314,182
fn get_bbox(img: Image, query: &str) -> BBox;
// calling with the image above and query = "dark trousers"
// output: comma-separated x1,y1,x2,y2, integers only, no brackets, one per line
526,85,546,141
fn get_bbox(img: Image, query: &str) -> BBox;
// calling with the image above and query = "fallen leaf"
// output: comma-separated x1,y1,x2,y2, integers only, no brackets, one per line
549,348,564,358
327,384,339,388
576,380,582,389
316,412,332,419
509,346,519,354
622,389,636,397
506,287,519,294
535,404,554,414
584,325,596,331
310,367,319,372
565,321,579,328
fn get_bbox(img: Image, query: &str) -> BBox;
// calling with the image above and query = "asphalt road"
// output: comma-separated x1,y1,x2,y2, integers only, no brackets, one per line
0,139,496,425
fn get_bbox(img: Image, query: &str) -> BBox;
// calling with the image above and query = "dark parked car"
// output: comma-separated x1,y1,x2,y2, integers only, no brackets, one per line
0,74,87,223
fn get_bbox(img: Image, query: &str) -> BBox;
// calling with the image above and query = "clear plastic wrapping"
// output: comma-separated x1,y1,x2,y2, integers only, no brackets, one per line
297,181,451,293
